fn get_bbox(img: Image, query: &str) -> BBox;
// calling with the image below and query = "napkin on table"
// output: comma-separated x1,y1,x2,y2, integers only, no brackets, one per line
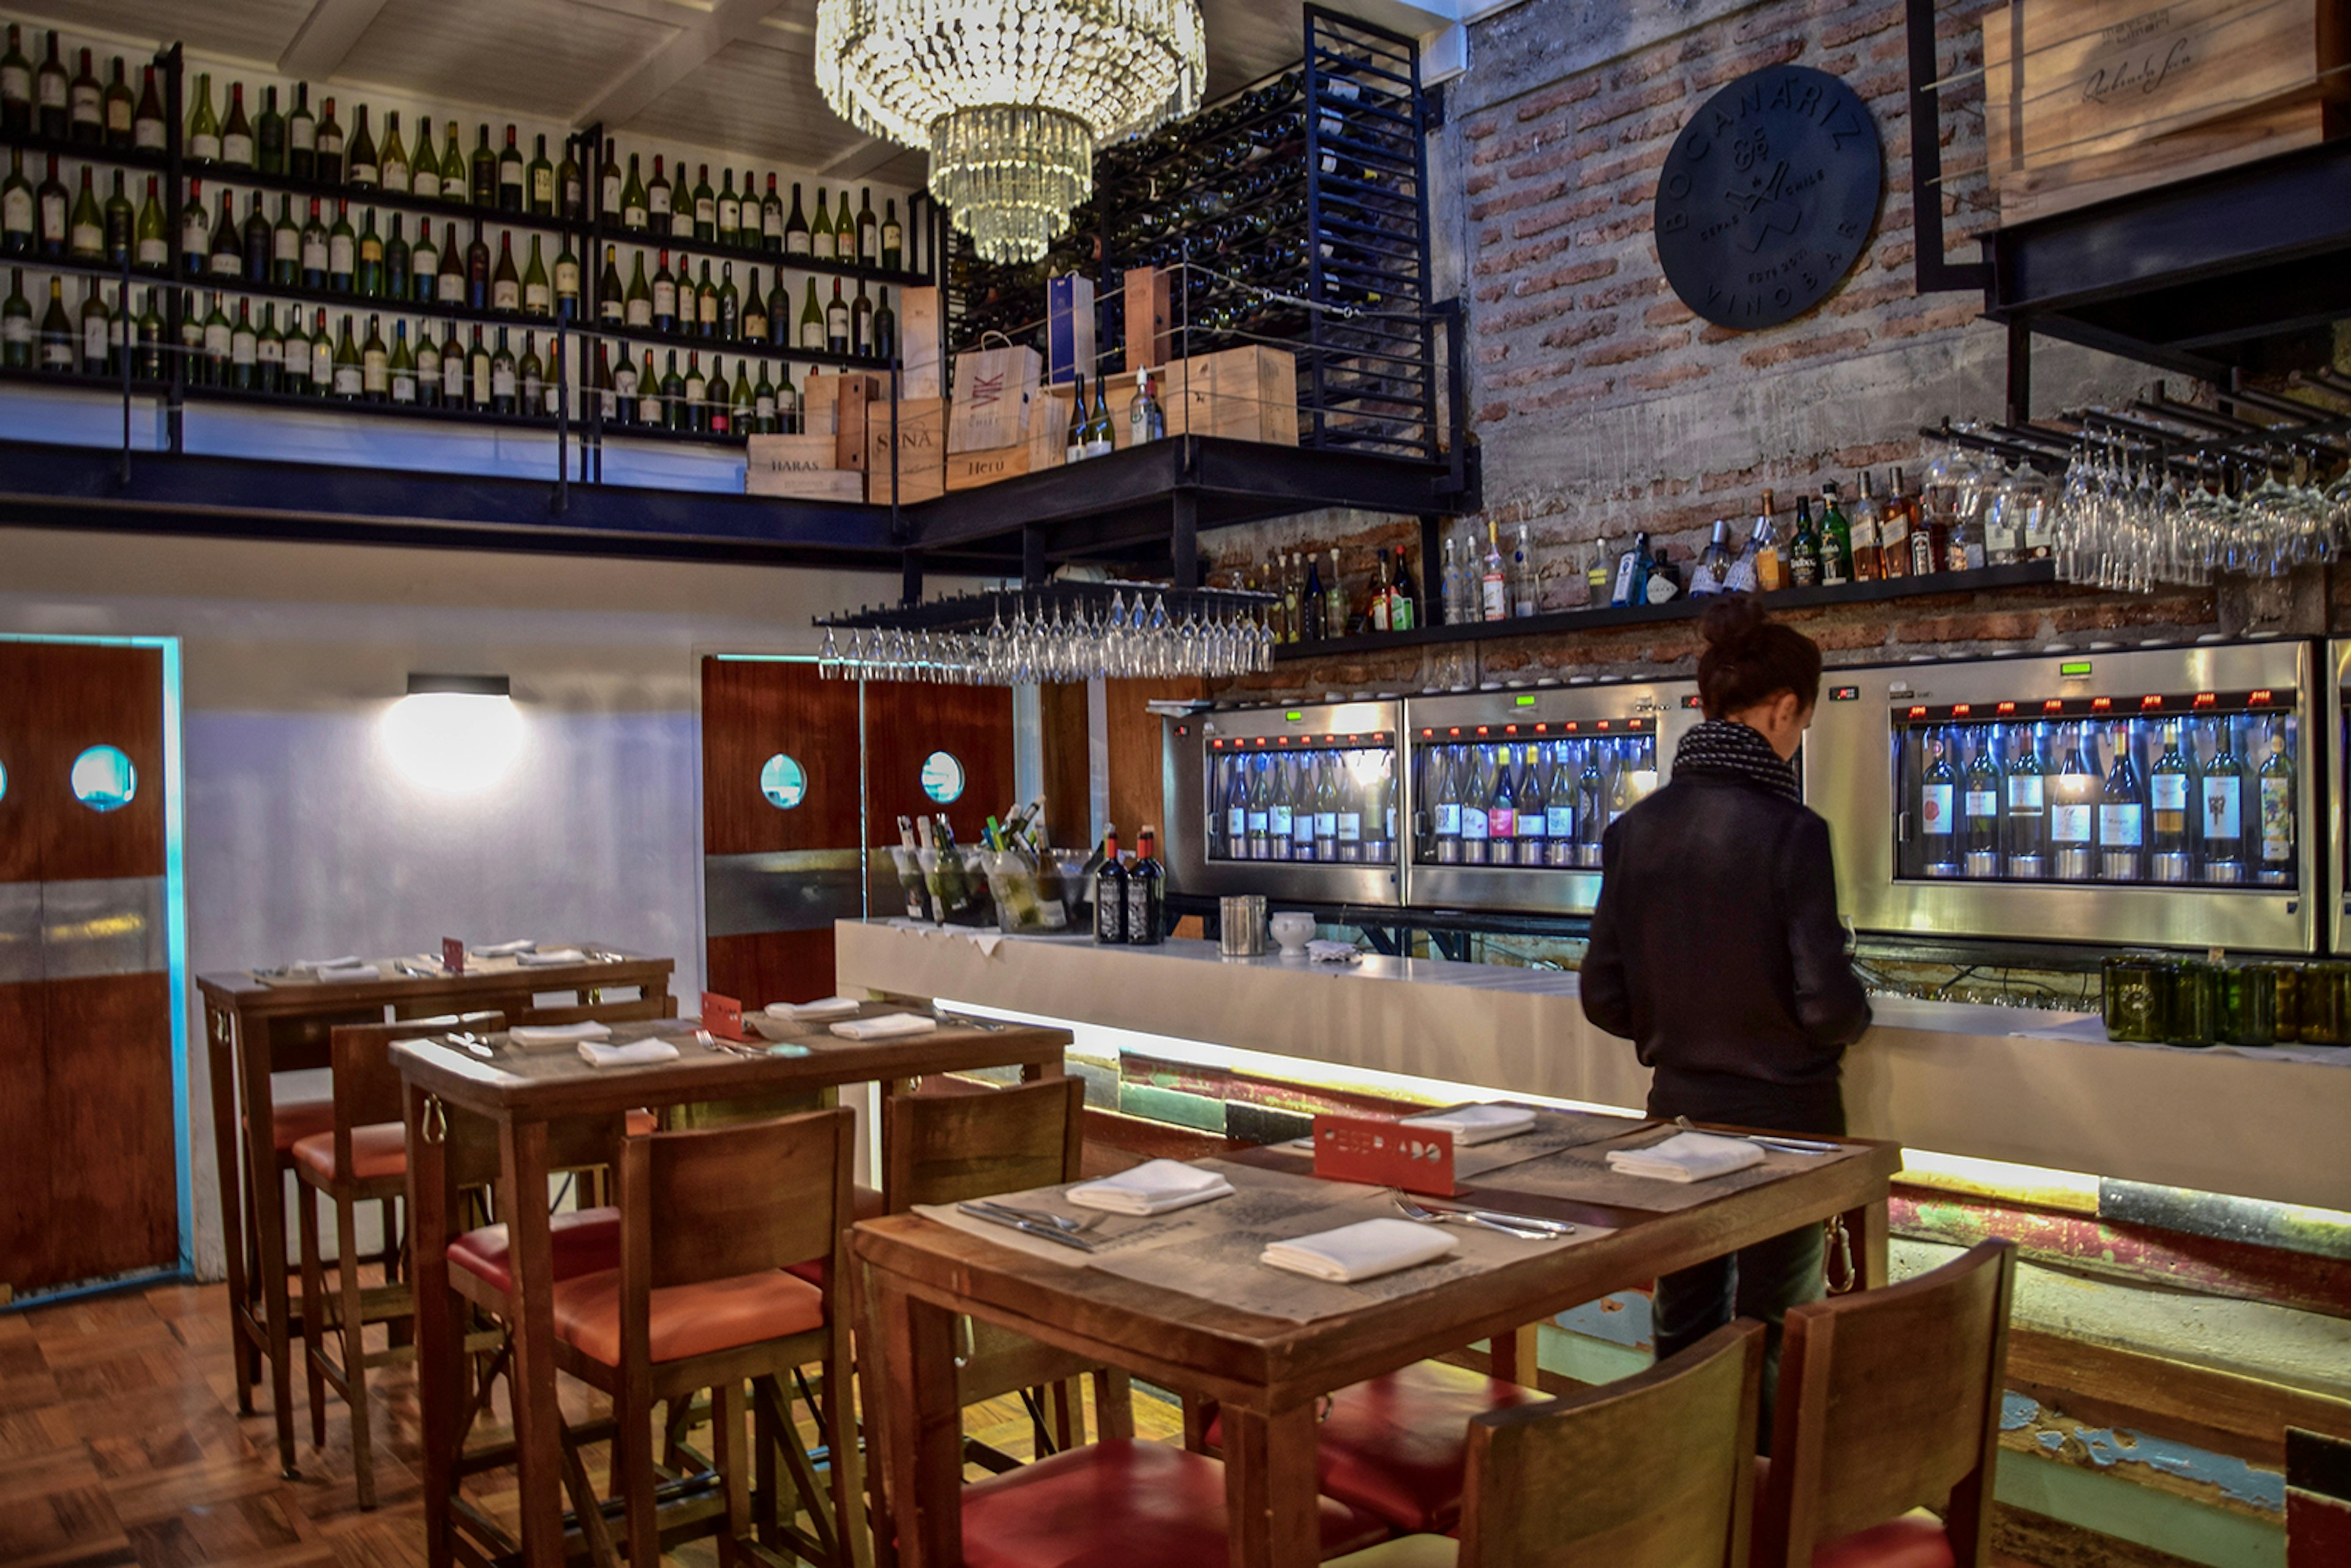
579,1038,680,1068
315,963,381,983
828,1013,939,1041
295,955,364,972
510,1022,613,1048
1400,1104,1538,1145
1306,940,1360,964
1262,1218,1457,1283
471,939,537,957
767,997,862,1021
516,947,590,966
1604,1130,1764,1184
1065,1159,1236,1217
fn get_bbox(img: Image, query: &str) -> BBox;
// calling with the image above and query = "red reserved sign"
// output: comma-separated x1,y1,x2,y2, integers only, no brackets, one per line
1313,1114,1458,1196
442,937,465,975
701,991,754,1041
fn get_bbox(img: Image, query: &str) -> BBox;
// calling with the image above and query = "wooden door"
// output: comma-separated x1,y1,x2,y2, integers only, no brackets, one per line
863,680,1017,928
702,658,865,1008
0,642,178,1295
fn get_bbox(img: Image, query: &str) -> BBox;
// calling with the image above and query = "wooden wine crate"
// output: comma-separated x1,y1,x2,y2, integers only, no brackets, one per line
899,287,943,401
865,397,948,505
746,434,867,501
1160,346,1300,446
1125,266,1174,373
1982,0,2349,222
831,372,885,472
943,415,1065,492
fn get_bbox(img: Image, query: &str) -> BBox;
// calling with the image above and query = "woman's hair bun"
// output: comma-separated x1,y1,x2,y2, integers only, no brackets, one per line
1699,594,1768,649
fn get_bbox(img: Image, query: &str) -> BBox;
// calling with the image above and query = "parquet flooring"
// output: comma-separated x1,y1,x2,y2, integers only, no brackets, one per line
0,1281,1182,1567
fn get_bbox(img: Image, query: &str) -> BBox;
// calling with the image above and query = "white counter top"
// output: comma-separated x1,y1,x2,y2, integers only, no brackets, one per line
836,920,2351,1212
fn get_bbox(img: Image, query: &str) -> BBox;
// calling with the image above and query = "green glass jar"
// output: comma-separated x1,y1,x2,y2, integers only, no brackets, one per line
2269,963,2301,1042
2164,959,2217,1048
2101,957,2166,1044
2299,962,2351,1046
2215,963,2277,1048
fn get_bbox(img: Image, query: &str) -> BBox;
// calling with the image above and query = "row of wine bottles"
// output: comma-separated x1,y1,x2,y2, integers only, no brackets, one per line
1419,738,1657,866
0,25,910,267
3,268,841,437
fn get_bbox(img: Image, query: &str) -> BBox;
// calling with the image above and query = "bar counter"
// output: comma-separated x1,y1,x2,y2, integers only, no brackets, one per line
834,919,2351,1212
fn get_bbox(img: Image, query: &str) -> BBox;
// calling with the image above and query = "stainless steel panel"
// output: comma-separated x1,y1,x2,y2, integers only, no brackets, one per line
16,877,171,981
1401,679,1702,915
1163,701,1403,907
703,850,866,937
1807,641,2317,953
0,882,39,985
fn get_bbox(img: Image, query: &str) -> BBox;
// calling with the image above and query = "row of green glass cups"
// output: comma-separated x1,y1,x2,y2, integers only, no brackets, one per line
2102,955,2351,1048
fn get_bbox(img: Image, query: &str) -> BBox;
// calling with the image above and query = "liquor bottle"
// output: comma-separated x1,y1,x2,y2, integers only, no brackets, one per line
1127,827,1164,945
0,27,29,135
2097,724,2143,882
2004,726,2047,877
0,151,28,257
379,111,409,193
67,167,103,260
1688,519,1732,596
825,279,849,354
2050,723,2097,880
1610,531,1651,608
2257,725,2295,885
1512,525,1539,617
1392,544,1417,631
1093,828,1129,943
1457,749,1490,864
1478,522,1509,621
355,208,384,296
1324,547,1347,637
2201,719,2243,882
812,189,836,261
77,279,109,373
359,312,388,400
1962,729,2003,876
284,83,317,179
186,72,220,162
347,105,378,187
1369,553,1393,633
526,133,553,214
2148,722,2192,882
1787,496,1821,588
325,200,355,290
1245,754,1272,858
1286,759,1314,861
36,274,70,371
1876,469,1911,579
1086,376,1115,457
1,268,29,368
1488,747,1518,858
496,126,524,211
881,198,902,270
1845,473,1880,582
1753,490,1787,591
1908,472,1944,577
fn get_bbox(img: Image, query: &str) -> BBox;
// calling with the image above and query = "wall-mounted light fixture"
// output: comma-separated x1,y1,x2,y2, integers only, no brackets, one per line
381,672,524,795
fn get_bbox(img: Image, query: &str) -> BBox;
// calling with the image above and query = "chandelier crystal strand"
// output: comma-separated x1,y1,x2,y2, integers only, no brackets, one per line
815,0,1205,263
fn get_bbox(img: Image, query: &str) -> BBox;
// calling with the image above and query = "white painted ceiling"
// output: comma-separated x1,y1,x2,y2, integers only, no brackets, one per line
0,0,1445,192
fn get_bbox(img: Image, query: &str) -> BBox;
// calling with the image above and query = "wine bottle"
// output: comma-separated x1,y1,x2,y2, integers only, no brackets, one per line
1127,828,1164,945
273,302,305,391
761,174,783,250
2004,726,2047,877
1488,746,1518,858
522,233,549,315
857,186,878,266
811,188,834,261
63,45,97,144
1086,375,1114,457
707,356,731,435
798,276,823,351
651,247,677,331
695,258,717,336
254,301,282,391
872,287,896,359
623,248,650,326
255,84,283,172
825,278,848,354
78,278,110,373
355,312,384,400
186,72,221,162
490,231,520,312
497,125,523,211
437,220,465,304
2098,723,2144,883
516,331,541,410
646,154,672,229
102,56,132,148
742,268,768,342
1093,827,1129,943
388,317,414,403
236,187,266,280
716,167,738,244
599,244,627,322
672,162,697,239
314,97,344,185
467,124,496,207
0,151,28,257
1961,727,2002,877
718,261,740,339
489,325,516,413
620,152,649,230
1458,747,1491,865
2257,724,2295,885
1065,373,1089,462
347,105,378,188
880,197,902,270
101,169,133,265
850,279,872,356
785,182,809,256
287,84,317,179
0,28,31,136
597,139,621,221
553,233,580,320
36,274,70,370
683,350,707,431
268,193,298,283
527,133,553,214
636,347,658,424
31,30,66,140
2202,719,2244,883
2148,722,2192,882
775,359,798,432
355,207,383,296
384,214,409,299
326,200,356,291
380,111,409,193
659,349,684,429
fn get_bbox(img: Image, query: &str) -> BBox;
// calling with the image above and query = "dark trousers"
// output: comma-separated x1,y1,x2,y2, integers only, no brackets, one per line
1651,1221,1824,1449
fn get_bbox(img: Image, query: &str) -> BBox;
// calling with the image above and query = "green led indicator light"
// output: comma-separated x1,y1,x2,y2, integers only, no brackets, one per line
1515,694,1537,707
2060,661,2093,678
1286,711,1304,722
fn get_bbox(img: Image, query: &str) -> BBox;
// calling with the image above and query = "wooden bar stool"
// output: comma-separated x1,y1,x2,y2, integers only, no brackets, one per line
291,1010,501,1509
1324,1318,1766,1568
552,1106,863,1568
1750,1240,2017,1568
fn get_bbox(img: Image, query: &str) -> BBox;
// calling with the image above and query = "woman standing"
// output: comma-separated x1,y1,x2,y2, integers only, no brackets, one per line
1579,595,1871,1428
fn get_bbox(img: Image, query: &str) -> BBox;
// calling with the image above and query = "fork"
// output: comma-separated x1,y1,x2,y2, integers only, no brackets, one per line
970,1199,1098,1235
1392,1196,1565,1240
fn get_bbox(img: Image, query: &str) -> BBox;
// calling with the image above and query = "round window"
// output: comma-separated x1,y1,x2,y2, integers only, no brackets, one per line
919,750,966,805
70,745,137,812
759,752,808,809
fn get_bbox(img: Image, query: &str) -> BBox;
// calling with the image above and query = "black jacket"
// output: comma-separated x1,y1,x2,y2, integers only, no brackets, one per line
1579,770,1872,1135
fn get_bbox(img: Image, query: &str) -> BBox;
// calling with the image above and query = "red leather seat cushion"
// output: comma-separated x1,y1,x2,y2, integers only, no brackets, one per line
290,1123,407,1182
959,1440,1388,1568
550,1267,826,1365
1206,1362,1542,1533
447,1207,624,1296
1811,1515,1955,1568
272,1092,336,1153
625,1109,658,1136
783,1185,885,1286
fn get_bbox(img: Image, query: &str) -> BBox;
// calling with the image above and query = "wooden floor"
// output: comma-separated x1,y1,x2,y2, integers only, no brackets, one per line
0,1280,1182,1568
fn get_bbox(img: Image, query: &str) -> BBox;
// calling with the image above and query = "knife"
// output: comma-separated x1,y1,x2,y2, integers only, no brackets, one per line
956,1202,1098,1252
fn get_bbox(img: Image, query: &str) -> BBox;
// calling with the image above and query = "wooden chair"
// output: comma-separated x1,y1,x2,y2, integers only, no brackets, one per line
1324,1319,1766,1568
552,1108,863,1568
292,1010,501,1509
1750,1240,2017,1568
516,996,673,1028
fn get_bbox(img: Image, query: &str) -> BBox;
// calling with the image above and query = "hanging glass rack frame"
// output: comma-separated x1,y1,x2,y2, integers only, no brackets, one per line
815,579,1277,683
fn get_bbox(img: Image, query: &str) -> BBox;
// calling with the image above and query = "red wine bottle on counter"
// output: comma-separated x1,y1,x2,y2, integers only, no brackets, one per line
1127,827,1164,946
1094,827,1128,944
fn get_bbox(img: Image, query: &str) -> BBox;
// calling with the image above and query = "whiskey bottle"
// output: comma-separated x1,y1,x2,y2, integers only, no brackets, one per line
1819,482,1853,585
1787,496,1820,588
1876,470,1911,579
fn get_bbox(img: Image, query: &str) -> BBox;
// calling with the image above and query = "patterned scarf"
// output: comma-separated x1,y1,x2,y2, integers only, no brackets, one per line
1673,719,1802,805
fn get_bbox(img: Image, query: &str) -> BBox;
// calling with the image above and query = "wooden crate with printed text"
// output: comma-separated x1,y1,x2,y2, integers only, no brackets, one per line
746,434,866,501
865,398,948,505
1158,346,1300,446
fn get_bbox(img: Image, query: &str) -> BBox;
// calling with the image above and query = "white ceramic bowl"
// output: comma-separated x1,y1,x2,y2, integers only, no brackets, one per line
1268,912,1316,954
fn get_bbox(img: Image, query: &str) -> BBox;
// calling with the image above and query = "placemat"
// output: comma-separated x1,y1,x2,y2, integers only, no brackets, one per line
915,1157,1608,1324
1439,1107,1660,1179
1472,1126,1862,1213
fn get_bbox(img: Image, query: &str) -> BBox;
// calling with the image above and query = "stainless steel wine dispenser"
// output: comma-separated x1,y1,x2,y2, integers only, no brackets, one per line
1162,699,1405,907
1398,678,1703,916
2330,639,2351,955
1806,640,2319,953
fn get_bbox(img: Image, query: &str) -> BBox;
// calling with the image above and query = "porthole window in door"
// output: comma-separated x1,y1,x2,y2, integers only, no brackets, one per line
760,752,808,809
70,745,137,811
920,750,965,805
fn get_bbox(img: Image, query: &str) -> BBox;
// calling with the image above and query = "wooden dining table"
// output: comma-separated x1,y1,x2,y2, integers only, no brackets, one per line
196,949,673,1477
391,1007,1075,1568
854,1123,1902,1568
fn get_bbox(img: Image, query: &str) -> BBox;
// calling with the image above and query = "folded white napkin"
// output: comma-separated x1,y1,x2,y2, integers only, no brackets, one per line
471,939,537,957
296,955,364,972
1400,1104,1539,1146
828,1012,939,1041
1262,1218,1457,1283
315,964,381,983
1066,1159,1236,1217
516,947,589,966
510,1021,613,1047
579,1038,680,1068
1306,940,1360,964
767,996,861,1021
1605,1130,1764,1184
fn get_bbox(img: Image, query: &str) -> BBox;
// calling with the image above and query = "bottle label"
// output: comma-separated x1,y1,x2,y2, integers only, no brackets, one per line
1313,811,1337,839
1227,806,1245,839
283,340,309,379
329,234,353,275
1246,809,1267,836
1269,805,1292,837
1919,782,1952,835
83,317,106,364
812,232,834,261
801,322,824,351
1487,806,1514,838
2151,774,2188,812
2,316,31,348
70,220,102,254
1126,879,1151,937
626,296,652,327
2203,775,2241,839
272,227,298,262
492,364,516,399
624,201,648,229
1337,811,1362,841
672,211,694,239
438,272,465,303
1291,813,1312,844
493,279,519,310
258,337,282,366
37,72,63,108
290,118,315,151
444,359,465,398
787,231,811,257
414,170,440,198
1434,803,1460,836
332,362,361,396
223,133,253,165
524,281,549,313
2260,779,2293,861
534,170,554,207
555,260,579,298
695,195,714,225
1480,574,1507,620
0,65,26,102
2098,803,2141,847
1545,805,1573,838
1460,807,1488,842
2008,775,2044,811
1095,880,1123,942
1517,807,1547,838
1963,789,1997,820
190,132,220,161
3,188,29,233
132,118,163,151
361,351,386,391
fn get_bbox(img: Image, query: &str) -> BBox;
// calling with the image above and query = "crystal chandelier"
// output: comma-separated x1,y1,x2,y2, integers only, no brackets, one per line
815,0,1206,263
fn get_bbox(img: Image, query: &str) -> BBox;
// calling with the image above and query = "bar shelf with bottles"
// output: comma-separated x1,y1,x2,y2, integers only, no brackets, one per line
1808,640,2319,954
1164,700,1402,907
